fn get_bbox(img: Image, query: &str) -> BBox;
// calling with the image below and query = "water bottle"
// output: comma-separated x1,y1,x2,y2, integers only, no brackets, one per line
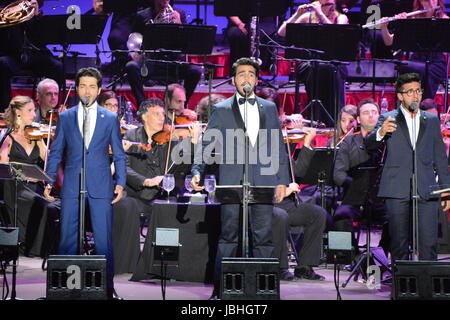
380,98,389,114
125,101,134,124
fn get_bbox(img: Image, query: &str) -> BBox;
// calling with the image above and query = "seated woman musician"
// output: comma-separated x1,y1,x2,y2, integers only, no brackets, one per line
0,96,60,258
379,0,449,100
277,0,349,127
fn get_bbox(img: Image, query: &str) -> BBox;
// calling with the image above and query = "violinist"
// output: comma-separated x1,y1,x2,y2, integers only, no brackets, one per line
98,90,120,114
0,95,60,258
166,83,187,121
419,98,450,157
124,97,200,204
333,98,389,255
195,94,226,123
34,78,60,124
327,104,357,147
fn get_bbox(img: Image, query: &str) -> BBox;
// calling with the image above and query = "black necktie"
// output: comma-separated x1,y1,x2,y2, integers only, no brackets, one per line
239,98,256,105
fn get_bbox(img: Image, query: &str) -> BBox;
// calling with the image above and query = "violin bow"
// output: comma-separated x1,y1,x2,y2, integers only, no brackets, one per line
283,126,300,206
164,112,175,174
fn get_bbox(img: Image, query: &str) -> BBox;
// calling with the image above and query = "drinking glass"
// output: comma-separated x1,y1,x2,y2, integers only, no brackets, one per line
204,174,216,204
162,174,175,203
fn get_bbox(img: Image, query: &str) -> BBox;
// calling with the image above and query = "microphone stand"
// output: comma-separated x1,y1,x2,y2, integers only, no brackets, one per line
411,106,419,261
79,100,89,255
242,87,250,258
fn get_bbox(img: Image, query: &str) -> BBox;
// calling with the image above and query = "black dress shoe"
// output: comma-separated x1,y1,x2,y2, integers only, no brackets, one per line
107,288,124,300
280,269,299,281
294,266,325,281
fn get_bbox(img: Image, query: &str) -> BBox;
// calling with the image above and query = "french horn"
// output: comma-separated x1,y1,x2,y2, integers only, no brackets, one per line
0,0,36,29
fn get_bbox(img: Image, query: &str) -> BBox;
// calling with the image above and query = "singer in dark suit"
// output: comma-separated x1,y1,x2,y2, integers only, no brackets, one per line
191,58,290,299
44,67,127,299
366,73,450,262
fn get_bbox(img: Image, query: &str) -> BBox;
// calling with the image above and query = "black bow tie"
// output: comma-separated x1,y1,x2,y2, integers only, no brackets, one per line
239,98,256,105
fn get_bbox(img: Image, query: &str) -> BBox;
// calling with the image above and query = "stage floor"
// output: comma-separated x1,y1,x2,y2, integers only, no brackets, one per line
3,229,449,301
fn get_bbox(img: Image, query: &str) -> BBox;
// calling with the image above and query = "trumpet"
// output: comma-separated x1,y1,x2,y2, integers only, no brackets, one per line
362,6,440,29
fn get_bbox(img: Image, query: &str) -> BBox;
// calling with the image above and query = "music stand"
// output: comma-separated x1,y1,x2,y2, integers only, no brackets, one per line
340,165,391,288
297,147,336,210
285,24,361,125
141,24,218,117
103,0,139,13
0,162,52,300
392,18,450,111
35,15,108,99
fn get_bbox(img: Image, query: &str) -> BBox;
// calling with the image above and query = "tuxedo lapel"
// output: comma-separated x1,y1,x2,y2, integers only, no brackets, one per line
416,110,427,147
396,109,413,149
231,94,246,131
256,97,266,130
88,108,105,149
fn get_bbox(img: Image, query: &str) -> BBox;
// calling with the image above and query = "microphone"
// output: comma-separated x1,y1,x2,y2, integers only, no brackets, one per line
81,96,90,107
408,102,418,113
243,83,252,96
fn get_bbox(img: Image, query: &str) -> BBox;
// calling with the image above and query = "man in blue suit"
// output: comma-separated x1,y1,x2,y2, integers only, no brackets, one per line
44,67,127,299
191,58,290,299
366,73,450,262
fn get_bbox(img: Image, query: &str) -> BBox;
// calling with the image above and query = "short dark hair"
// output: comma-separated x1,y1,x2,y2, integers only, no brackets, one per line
231,57,260,78
137,97,165,121
167,83,186,101
97,91,118,107
257,87,278,101
395,73,421,93
75,67,102,88
357,98,380,117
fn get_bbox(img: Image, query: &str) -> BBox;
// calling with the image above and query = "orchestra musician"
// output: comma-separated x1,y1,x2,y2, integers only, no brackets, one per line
195,94,226,123
273,127,327,281
0,95,60,258
366,72,450,262
333,98,389,255
327,104,357,147
34,78,60,124
379,0,449,100
0,0,63,112
44,67,127,300
125,0,201,108
277,0,349,127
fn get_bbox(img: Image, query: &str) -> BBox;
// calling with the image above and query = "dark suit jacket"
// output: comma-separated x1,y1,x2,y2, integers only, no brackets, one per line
192,94,290,188
366,108,450,200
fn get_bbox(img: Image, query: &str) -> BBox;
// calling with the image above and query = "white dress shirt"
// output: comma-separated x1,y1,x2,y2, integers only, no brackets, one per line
77,101,98,148
236,93,260,147
377,106,420,149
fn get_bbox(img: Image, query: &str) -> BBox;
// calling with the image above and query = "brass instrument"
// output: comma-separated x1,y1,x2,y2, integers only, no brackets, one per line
362,6,440,29
0,0,36,29
152,3,175,24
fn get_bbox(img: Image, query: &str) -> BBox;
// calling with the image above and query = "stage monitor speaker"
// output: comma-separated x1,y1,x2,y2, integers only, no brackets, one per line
393,260,450,300
0,227,18,261
46,255,107,300
221,258,279,300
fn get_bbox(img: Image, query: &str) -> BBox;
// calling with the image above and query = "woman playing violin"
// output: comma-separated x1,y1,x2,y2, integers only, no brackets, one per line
0,96,60,257
327,104,357,147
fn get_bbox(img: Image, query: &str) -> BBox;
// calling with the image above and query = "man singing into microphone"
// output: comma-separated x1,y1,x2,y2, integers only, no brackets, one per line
44,67,126,300
191,57,289,299
366,73,450,264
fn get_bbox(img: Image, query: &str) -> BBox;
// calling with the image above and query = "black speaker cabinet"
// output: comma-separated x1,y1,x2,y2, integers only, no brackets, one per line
221,258,279,300
0,227,18,261
46,255,107,300
393,260,450,300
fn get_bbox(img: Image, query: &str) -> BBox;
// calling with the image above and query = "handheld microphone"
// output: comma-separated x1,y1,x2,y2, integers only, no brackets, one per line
408,102,418,113
243,84,252,96
81,96,90,107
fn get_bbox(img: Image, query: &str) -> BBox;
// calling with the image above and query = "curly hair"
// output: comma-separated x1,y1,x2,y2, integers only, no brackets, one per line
4,96,34,129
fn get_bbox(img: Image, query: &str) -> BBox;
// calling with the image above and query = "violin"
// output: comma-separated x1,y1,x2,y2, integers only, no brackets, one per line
172,109,198,125
120,123,138,135
281,114,326,129
24,125,55,141
283,128,334,143
152,126,192,145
